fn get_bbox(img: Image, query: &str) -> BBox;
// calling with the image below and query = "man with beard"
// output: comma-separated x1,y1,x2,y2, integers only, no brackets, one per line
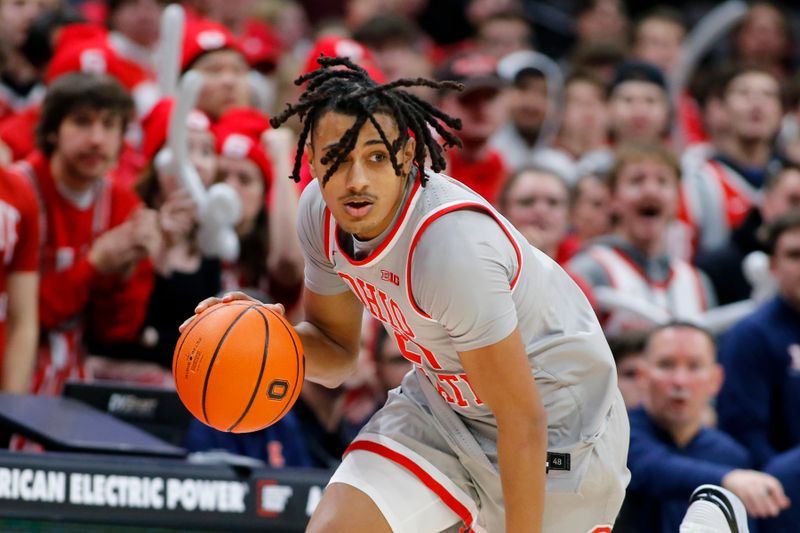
568,143,715,336
12,73,161,394
618,322,789,533
682,66,785,252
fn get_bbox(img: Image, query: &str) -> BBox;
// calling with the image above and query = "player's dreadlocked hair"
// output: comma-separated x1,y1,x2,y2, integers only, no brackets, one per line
269,56,464,186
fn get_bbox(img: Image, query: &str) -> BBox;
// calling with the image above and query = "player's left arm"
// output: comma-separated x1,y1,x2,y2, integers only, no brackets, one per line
459,331,547,533
412,210,547,532
4,272,38,393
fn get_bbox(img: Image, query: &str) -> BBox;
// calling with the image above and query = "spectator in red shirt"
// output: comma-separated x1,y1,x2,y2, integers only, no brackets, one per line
0,169,39,393
436,50,508,204
11,73,161,394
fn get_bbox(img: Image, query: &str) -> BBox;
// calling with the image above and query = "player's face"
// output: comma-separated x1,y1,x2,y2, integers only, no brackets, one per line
503,170,568,257
771,228,800,308
308,111,415,240
608,81,670,144
53,108,124,185
723,72,782,143
612,158,678,252
640,328,722,431
193,50,251,120
219,155,265,236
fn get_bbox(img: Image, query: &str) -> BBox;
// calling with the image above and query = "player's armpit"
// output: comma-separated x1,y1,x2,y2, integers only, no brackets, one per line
294,287,364,388
459,329,547,533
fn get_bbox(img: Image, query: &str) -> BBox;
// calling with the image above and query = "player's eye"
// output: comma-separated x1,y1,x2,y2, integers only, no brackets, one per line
369,152,388,163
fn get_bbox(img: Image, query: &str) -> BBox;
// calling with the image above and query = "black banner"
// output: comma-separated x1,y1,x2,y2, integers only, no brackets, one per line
0,450,331,531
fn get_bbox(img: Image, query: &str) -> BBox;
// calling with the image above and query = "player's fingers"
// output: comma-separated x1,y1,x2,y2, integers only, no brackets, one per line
220,291,262,304
178,315,196,333
194,296,224,314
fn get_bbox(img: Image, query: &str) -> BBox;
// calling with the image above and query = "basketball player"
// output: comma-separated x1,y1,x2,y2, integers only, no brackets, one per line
185,57,629,533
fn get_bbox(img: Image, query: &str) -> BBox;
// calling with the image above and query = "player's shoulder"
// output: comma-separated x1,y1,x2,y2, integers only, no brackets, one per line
298,178,326,216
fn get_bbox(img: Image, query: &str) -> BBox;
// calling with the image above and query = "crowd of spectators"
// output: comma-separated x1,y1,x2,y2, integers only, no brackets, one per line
0,0,799,529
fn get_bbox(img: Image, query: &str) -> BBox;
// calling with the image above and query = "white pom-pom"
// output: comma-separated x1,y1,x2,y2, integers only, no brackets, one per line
216,228,240,262
743,250,776,302
203,183,242,227
196,224,240,262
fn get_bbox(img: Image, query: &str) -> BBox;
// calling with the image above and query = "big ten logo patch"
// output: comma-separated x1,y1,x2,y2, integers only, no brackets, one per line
338,273,414,336
256,480,293,517
0,200,20,265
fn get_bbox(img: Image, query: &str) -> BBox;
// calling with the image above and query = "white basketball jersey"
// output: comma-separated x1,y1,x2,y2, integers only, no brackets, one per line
299,170,618,448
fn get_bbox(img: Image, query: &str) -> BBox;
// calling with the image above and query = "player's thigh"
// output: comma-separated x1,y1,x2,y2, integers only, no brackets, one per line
306,482,392,533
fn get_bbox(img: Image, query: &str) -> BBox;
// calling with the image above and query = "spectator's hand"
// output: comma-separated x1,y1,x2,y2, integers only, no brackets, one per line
159,189,197,244
179,292,285,333
88,222,142,274
262,127,294,165
722,469,791,518
130,208,164,258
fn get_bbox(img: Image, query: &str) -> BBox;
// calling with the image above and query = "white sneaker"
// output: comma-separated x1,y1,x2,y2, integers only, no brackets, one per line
679,484,749,533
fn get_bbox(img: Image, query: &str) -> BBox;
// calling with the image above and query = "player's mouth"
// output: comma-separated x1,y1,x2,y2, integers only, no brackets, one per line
343,198,375,218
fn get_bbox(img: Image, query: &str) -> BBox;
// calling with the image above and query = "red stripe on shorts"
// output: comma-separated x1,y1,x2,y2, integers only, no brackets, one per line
344,440,475,530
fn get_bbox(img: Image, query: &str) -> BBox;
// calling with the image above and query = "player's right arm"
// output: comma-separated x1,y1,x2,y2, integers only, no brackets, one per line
186,288,363,388
182,181,364,388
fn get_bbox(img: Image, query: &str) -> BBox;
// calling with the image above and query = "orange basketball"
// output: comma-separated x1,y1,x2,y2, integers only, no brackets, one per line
173,302,304,433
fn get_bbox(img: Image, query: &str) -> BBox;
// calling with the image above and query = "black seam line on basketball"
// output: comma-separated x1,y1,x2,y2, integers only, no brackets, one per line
264,308,301,425
227,309,270,432
173,303,247,383
201,306,255,425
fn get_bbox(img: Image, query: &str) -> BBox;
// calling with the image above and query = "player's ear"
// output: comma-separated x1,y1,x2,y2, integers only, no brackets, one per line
401,136,415,173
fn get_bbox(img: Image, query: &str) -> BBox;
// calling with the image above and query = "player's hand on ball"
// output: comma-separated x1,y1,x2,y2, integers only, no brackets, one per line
722,469,791,518
179,292,285,332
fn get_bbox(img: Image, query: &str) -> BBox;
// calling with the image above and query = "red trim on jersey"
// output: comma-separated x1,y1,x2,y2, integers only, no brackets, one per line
335,179,422,267
323,208,332,262
344,440,475,530
610,246,675,289
405,202,523,319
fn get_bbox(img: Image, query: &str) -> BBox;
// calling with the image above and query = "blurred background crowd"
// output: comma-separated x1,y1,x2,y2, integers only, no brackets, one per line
0,0,800,530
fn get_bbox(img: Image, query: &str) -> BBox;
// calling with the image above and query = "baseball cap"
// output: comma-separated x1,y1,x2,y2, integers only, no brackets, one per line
302,35,385,83
436,50,505,95
181,18,244,72
610,61,668,95
497,50,548,85
46,31,150,91
213,108,273,186
140,98,212,163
